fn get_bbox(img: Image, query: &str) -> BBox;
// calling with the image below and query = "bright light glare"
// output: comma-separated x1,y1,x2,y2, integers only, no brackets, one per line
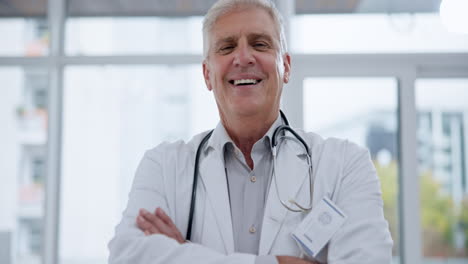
440,0,468,34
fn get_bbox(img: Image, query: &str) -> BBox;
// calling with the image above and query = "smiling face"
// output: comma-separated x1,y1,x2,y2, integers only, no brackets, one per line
203,7,291,121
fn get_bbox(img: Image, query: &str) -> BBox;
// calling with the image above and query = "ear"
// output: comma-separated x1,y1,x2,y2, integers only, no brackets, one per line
203,60,213,91
282,53,291,84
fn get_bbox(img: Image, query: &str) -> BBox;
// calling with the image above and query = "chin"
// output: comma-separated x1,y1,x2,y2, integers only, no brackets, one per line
230,102,266,117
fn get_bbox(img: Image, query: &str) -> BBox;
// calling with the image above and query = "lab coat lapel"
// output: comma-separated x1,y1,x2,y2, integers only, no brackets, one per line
259,143,310,255
199,149,235,254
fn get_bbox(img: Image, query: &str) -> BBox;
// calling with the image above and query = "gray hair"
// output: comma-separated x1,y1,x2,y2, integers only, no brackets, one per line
202,0,287,58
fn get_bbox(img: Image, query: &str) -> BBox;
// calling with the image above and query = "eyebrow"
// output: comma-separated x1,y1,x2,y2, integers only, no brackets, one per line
214,36,238,49
248,33,274,43
214,33,275,48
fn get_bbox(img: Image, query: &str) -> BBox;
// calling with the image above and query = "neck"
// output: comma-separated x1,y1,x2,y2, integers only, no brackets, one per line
220,109,279,168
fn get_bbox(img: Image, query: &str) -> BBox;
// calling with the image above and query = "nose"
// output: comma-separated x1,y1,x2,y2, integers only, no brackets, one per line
233,41,255,67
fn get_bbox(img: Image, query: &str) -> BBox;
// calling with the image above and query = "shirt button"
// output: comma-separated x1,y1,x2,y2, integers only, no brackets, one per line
249,226,256,234
250,175,257,183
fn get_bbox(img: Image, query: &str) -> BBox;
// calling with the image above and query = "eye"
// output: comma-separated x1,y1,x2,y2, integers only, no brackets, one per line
218,45,234,54
253,42,269,50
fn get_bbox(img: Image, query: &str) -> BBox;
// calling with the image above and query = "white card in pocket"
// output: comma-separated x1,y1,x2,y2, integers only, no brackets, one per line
291,197,347,258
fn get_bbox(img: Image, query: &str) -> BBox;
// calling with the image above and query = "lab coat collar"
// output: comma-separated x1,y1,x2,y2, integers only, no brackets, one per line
259,134,311,255
198,142,235,254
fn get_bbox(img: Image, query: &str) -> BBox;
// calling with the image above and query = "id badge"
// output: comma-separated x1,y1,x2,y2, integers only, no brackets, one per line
291,197,347,258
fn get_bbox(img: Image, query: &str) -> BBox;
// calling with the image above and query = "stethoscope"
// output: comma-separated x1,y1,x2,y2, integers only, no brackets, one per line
186,110,314,240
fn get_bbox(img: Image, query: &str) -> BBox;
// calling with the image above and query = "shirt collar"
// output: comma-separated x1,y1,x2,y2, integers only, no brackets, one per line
205,114,284,154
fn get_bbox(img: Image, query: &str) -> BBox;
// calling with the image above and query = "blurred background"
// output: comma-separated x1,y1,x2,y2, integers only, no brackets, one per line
0,0,467,263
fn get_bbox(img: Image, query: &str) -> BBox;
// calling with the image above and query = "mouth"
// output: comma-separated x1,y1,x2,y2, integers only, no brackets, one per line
228,79,263,86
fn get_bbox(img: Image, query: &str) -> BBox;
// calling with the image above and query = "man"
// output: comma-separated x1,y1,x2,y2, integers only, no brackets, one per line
108,0,393,263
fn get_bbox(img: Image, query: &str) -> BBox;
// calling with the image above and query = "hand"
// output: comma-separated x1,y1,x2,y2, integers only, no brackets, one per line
136,207,186,244
276,256,319,264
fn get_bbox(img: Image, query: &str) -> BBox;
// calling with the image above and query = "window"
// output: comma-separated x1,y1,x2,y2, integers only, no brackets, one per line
58,65,217,263
65,17,203,55
303,77,400,261
291,13,468,54
0,67,48,264
1,1,468,263
416,78,468,262
0,19,49,56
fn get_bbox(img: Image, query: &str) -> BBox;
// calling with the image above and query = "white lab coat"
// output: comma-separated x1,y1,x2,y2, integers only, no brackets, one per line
108,129,393,264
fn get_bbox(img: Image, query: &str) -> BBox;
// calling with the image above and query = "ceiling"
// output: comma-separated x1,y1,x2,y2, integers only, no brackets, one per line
0,0,442,17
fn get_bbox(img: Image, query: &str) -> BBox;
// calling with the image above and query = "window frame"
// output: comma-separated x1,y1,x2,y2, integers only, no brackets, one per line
285,53,467,264
1,0,468,263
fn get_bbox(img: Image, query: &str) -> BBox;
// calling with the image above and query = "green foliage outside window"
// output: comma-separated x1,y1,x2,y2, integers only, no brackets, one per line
375,161,468,258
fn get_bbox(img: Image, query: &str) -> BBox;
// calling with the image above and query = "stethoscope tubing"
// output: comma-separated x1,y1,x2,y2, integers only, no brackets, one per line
186,110,312,240
186,130,213,241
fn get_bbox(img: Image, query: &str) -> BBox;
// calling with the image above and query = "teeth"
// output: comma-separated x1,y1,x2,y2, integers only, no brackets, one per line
233,79,257,85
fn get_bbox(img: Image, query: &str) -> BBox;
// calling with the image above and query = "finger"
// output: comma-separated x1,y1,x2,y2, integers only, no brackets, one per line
140,208,184,243
141,209,174,237
156,209,183,237
140,208,161,228
153,215,175,237
155,208,185,243
136,215,154,232
152,214,185,243
155,208,174,226
136,215,160,234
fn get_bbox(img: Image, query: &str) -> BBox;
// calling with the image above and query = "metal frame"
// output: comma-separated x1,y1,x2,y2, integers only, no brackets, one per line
284,53,468,264
0,0,468,263
283,53,468,128
43,0,65,264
